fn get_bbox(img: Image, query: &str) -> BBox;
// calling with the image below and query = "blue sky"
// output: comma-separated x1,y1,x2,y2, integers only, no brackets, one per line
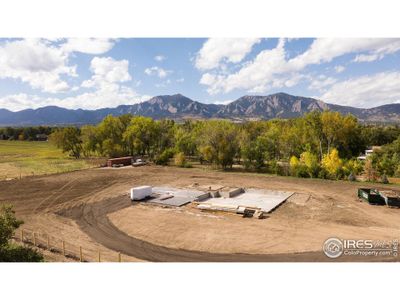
1,38,400,111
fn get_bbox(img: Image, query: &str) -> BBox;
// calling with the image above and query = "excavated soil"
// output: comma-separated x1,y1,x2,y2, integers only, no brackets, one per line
1,165,399,262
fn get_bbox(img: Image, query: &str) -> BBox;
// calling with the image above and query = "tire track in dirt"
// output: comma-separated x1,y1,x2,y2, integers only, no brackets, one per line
3,166,400,262
63,195,398,262
33,178,79,213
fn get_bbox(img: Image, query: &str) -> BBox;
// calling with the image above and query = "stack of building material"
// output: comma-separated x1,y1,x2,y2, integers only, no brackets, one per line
197,203,238,212
228,188,244,198
130,186,152,200
195,192,211,202
253,210,264,219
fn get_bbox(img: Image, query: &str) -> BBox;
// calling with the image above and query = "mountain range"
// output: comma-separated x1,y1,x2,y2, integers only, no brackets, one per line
1,93,400,126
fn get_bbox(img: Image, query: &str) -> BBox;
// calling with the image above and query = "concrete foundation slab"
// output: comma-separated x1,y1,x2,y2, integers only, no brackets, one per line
198,189,293,213
146,187,209,207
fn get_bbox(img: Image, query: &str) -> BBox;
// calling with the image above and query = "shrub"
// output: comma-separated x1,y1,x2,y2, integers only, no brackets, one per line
343,159,363,176
154,148,175,165
381,174,389,184
0,244,43,262
318,168,329,179
0,205,43,262
289,156,300,176
174,152,190,168
300,151,319,178
290,153,319,178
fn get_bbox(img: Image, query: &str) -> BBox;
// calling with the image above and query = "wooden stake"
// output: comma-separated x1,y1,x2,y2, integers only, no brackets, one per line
62,241,65,256
79,246,83,262
98,251,101,263
118,252,121,262
47,235,50,249
33,232,36,246
20,229,24,242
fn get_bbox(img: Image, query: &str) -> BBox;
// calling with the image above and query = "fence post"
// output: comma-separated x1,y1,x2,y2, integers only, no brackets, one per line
98,251,101,263
21,229,24,242
118,252,121,262
33,232,37,246
47,235,50,250
62,241,65,256
79,246,83,262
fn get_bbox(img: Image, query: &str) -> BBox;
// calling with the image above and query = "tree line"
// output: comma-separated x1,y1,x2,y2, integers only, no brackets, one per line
49,111,400,181
0,126,52,141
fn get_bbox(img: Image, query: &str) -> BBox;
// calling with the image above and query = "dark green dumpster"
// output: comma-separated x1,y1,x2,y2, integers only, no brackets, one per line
379,190,400,208
357,188,386,205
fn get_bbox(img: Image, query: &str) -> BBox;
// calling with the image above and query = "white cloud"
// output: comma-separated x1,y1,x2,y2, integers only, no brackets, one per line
0,93,42,111
213,99,233,105
144,66,171,78
308,75,337,92
199,38,290,94
353,53,380,62
352,39,400,63
0,89,152,111
154,55,166,62
0,39,150,111
82,56,131,89
320,71,400,108
199,38,400,95
176,77,184,83
334,65,345,73
195,38,261,70
0,38,118,95
61,38,115,54
74,56,138,109
155,79,172,88
289,38,400,68
0,39,75,93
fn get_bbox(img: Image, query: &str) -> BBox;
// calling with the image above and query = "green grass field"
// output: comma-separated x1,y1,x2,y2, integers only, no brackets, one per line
0,141,103,180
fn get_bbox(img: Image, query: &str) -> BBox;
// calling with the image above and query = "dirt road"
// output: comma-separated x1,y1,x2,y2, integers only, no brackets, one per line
1,166,399,262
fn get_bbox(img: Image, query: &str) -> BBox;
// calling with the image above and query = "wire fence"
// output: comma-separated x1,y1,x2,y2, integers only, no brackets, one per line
12,228,123,262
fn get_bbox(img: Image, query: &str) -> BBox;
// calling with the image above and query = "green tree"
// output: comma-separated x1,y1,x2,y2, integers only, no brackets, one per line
241,134,268,170
0,205,43,262
96,115,130,157
123,116,156,157
199,120,238,169
174,126,197,156
50,127,82,158
81,125,100,157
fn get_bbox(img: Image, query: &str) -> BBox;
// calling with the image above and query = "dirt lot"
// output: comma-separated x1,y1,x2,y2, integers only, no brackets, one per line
1,165,399,262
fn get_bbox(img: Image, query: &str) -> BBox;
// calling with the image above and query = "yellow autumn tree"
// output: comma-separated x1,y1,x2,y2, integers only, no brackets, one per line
321,148,343,179
300,151,319,177
290,156,299,168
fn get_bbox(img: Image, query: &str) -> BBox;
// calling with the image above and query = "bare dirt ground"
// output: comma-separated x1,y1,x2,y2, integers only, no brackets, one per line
1,165,399,262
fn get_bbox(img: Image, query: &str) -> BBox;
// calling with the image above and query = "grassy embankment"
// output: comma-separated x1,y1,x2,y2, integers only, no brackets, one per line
0,140,103,180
